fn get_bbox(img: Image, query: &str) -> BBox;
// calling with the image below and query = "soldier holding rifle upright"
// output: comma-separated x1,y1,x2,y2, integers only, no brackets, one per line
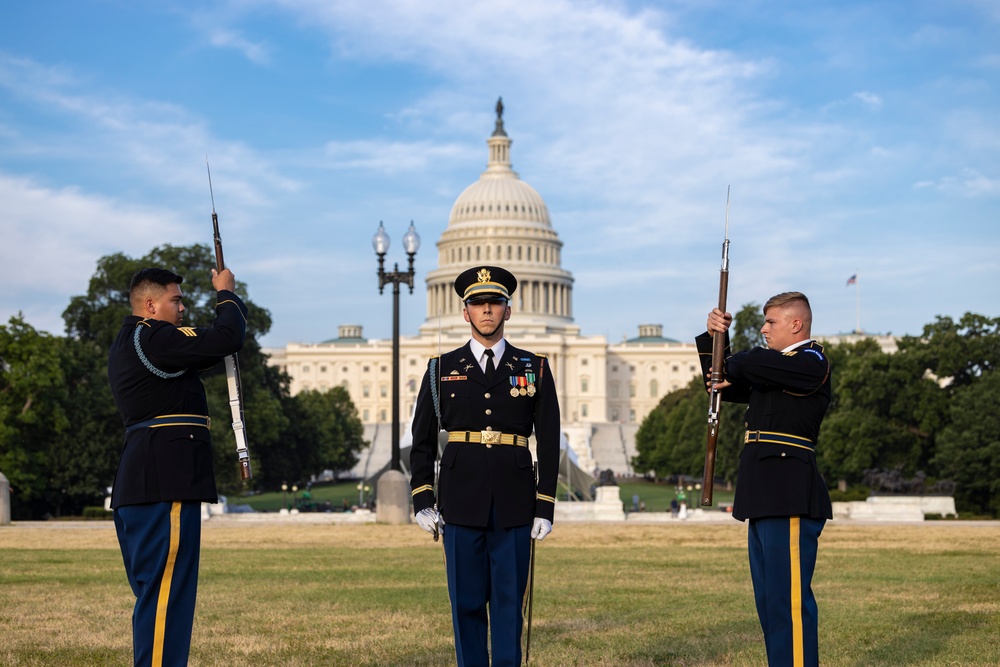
409,265,560,667
697,292,833,667
108,266,247,667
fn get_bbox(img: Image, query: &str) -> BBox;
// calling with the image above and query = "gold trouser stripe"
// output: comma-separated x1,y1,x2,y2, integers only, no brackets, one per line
447,430,528,447
152,502,182,667
789,516,804,667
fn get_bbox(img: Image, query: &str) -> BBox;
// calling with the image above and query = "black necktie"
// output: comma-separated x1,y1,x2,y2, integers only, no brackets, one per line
484,349,496,382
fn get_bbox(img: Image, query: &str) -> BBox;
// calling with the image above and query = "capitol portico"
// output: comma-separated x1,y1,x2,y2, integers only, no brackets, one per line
264,100,702,479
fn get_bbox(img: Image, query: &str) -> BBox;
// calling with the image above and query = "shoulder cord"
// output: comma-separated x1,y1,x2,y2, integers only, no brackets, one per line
429,357,442,427
133,323,185,379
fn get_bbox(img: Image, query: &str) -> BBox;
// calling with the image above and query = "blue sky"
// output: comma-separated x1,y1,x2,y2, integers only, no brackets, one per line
2,0,997,347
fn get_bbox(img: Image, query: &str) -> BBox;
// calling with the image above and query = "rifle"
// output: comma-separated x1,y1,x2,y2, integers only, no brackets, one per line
207,159,253,480
701,187,730,507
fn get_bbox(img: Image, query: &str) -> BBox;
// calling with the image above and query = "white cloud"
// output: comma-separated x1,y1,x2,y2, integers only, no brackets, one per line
913,169,1000,197
322,139,469,174
852,91,883,110
208,28,272,65
0,173,191,333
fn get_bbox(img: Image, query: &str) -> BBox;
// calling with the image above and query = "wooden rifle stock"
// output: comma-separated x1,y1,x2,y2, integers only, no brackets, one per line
207,160,253,480
702,188,731,507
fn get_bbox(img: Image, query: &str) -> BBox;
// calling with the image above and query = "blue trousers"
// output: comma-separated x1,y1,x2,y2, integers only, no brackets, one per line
748,516,825,667
443,505,532,667
114,501,202,667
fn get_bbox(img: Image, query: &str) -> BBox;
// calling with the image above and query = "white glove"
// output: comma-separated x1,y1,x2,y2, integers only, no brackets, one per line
530,517,552,541
415,508,440,534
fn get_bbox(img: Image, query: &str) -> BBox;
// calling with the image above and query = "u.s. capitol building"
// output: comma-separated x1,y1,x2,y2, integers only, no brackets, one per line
265,103,702,478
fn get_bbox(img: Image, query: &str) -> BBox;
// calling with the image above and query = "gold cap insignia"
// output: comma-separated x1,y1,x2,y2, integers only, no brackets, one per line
477,268,492,284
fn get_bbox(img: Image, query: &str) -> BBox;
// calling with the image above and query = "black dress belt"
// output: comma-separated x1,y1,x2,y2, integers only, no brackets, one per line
126,414,211,433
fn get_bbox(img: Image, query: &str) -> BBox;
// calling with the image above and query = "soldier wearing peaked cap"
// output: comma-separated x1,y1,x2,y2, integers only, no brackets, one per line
409,265,560,667
107,266,247,667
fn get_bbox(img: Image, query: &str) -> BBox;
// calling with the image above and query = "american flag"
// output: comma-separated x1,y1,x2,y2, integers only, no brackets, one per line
846,274,857,286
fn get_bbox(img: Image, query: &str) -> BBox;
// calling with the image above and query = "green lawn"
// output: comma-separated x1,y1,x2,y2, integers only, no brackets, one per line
2,521,998,666
237,480,371,512
240,478,736,515
616,478,736,513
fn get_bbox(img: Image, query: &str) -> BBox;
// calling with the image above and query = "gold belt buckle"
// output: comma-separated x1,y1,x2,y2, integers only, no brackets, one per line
481,430,501,445
745,431,752,443
206,417,212,430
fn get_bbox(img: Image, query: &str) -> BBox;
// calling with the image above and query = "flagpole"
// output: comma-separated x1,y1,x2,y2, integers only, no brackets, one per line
855,271,861,334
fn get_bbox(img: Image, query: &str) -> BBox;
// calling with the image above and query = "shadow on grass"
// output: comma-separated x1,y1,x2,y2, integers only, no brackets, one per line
849,609,1000,667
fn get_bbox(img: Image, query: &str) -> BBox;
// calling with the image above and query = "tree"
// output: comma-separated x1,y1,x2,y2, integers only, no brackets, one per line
932,370,1000,516
0,317,119,518
902,313,1000,389
731,302,764,352
292,388,365,476
818,313,999,510
633,302,760,485
63,244,289,495
59,243,370,501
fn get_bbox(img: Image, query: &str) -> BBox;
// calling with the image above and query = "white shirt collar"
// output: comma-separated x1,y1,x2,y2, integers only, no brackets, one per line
782,339,813,353
469,338,506,372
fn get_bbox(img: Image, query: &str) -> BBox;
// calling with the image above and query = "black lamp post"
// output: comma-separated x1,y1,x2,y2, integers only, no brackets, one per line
373,220,420,472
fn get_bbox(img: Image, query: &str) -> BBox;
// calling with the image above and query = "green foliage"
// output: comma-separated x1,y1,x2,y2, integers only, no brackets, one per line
637,307,1000,517
901,313,1000,388
82,506,112,520
251,386,366,489
819,314,999,515
1,244,366,518
0,317,120,518
819,337,947,480
731,302,764,352
633,366,747,485
633,302,759,485
60,244,285,497
932,369,1000,516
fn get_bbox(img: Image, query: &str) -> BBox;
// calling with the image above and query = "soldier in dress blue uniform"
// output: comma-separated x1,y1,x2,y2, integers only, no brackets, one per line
108,266,247,667
409,265,560,667
697,292,833,667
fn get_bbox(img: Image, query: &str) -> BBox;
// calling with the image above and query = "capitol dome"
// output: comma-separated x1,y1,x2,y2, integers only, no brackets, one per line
422,99,575,336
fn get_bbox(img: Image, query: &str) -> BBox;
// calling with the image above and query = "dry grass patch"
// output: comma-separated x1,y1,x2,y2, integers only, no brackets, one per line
1,520,999,666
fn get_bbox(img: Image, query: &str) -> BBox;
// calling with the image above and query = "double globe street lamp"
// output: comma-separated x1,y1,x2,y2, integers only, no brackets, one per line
372,221,420,472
